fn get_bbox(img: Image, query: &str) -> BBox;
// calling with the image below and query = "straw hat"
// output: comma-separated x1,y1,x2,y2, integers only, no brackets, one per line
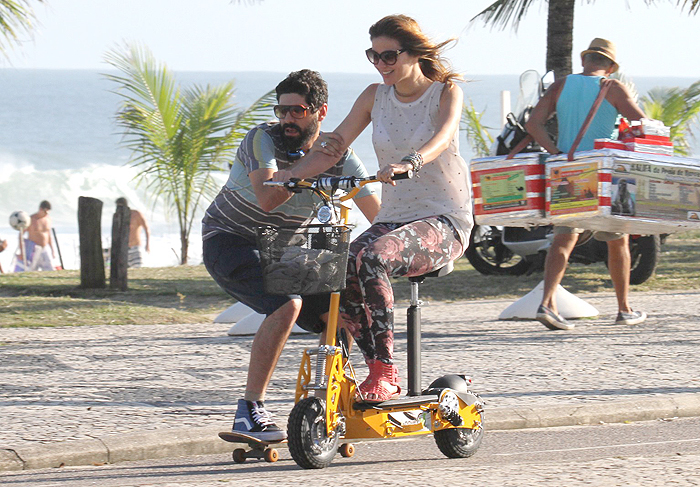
581,38,619,73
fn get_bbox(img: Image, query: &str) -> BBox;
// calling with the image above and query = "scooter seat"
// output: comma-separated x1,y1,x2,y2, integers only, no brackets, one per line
408,260,454,282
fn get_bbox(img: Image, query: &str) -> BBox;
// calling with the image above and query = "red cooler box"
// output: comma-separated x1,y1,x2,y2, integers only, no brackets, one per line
470,153,550,227
545,149,700,234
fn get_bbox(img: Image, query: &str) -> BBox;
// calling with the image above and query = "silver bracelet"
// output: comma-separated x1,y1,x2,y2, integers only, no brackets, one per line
401,150,423,172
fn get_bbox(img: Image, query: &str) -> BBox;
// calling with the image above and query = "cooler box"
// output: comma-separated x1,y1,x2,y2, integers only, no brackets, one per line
545,149,700,234
470,153,550,227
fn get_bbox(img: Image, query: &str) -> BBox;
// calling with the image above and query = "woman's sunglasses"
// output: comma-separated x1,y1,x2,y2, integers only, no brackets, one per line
365,48,406,66
273,104,312,119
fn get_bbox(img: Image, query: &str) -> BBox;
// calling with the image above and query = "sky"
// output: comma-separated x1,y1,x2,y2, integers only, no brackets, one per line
3,0,700,78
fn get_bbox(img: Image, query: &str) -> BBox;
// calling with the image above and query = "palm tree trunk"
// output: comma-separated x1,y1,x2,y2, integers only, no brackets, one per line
546,0,576,79
180,230,189,265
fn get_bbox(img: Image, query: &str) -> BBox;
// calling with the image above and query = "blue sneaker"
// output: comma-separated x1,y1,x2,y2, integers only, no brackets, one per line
233,399,287,441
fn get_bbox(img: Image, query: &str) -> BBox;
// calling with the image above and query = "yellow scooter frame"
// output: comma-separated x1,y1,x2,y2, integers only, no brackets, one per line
274,175,484,468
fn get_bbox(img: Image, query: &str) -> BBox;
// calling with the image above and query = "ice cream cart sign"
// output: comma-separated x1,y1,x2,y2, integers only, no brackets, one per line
613,161,700,221
549,162,599,215
480,168,528,211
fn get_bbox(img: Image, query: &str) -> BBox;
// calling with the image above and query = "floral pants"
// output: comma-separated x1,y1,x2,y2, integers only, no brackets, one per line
340,216,464,364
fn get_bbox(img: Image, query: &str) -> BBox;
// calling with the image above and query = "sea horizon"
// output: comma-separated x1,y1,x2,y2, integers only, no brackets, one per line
1,69,698,270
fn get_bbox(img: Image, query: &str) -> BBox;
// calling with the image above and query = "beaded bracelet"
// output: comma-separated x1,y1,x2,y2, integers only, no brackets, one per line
401,150,424,173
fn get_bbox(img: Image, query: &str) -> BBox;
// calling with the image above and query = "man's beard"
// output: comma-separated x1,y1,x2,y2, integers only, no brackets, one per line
280,117,319,152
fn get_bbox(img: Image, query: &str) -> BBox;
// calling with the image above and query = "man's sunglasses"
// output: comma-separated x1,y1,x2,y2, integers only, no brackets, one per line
273,104,312,119
365,48,406,66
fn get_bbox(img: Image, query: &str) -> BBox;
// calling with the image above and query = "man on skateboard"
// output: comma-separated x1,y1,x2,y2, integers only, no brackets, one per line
202,70,380,441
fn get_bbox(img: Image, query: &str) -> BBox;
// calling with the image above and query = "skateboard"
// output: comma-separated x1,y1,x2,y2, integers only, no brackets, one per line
218,431,287,463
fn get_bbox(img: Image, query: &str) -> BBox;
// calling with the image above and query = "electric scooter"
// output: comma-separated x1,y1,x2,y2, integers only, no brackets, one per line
263,174,484,469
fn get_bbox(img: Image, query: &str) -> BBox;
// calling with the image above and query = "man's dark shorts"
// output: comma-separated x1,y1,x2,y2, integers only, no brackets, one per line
203,232,329,333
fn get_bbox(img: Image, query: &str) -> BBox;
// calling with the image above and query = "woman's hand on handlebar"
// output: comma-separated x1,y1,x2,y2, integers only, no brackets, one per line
312,132,345,159
377,162,412,185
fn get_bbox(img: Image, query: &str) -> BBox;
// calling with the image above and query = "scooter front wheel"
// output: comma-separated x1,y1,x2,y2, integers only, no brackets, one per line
434,426,484,459
287,397,339,469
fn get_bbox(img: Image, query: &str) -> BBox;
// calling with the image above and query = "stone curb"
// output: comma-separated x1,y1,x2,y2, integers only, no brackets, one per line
3,393,700,472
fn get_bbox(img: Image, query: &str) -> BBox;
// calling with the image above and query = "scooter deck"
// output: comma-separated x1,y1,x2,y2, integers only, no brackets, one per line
353,393,440,411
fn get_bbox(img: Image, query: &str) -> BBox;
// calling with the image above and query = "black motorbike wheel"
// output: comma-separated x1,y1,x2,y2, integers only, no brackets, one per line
628,235,661,285
434,426,484,459
287,397,339,469
465,225,530,276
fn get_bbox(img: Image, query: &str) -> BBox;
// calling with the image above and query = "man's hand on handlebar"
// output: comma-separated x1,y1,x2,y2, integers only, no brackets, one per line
271,169,295,183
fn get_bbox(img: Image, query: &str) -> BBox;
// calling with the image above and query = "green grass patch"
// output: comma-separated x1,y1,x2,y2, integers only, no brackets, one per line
1,233,698,328
0,267,230,327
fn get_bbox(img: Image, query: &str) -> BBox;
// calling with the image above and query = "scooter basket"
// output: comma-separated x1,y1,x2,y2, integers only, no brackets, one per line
256,225,351,295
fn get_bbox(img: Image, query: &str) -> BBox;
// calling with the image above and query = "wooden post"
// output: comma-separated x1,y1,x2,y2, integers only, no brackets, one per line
78,196,105,289
110,204,130,291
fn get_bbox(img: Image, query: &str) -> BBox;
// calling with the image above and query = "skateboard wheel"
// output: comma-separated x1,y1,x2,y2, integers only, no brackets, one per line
339,443,355,458
232,448,247,464
264,448,279,463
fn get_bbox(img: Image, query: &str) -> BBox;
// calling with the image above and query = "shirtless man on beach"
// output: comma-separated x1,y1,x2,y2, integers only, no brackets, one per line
116,197,150,268
0,238,7,273
22,200,56,271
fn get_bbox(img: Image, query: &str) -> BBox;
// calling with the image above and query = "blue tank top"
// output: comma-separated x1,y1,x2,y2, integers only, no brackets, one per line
556,74,618,152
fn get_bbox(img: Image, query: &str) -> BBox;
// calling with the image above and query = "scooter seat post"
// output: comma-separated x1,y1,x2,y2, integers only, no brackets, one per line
406,278,424,396
406,261,454,397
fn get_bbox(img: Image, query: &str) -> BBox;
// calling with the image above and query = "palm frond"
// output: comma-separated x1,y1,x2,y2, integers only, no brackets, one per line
0,0,44,55
103,42,251,263
226,89,277,149
640,82,700,156
469,0,539,31
461,100,494,158
678,0,699,14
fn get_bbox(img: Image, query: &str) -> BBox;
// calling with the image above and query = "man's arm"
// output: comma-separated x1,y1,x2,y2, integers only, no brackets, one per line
250,168,295,212
525,78,565,155
140,213,151,253
608,80,646,121
46,218,55,257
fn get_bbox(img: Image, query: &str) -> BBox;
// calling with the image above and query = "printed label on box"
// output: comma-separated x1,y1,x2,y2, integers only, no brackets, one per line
611,174,637,216
480,168,528,211
549,162,599,215
614,161,700,221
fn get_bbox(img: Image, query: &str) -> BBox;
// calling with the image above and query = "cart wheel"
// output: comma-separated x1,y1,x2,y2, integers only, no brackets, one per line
339,443,355,458
232,448,247,464
288,397,339,469
264,448,279,463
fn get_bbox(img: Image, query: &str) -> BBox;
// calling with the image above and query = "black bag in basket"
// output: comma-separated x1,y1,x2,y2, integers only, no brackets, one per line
256,225,351,295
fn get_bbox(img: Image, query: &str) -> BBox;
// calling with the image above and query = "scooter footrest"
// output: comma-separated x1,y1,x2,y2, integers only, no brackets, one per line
353,394,439,411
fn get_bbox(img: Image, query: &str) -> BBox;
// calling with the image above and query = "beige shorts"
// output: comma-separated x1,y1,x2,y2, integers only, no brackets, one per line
553,226,625,242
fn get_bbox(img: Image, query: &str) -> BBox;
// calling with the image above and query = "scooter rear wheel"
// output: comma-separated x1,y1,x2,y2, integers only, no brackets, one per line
434,426,484,459
287,397,339,469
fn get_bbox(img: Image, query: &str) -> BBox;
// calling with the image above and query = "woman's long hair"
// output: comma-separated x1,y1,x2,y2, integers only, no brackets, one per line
369,15,462,85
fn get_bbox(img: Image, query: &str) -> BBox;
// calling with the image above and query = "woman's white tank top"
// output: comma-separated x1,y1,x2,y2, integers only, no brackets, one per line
371,82,473,243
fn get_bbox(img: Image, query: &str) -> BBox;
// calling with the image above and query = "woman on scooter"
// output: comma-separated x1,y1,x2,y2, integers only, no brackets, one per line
273,14,472,402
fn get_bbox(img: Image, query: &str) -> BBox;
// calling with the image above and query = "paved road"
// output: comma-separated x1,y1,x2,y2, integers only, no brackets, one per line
1,289,699,471
3,419,700,486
